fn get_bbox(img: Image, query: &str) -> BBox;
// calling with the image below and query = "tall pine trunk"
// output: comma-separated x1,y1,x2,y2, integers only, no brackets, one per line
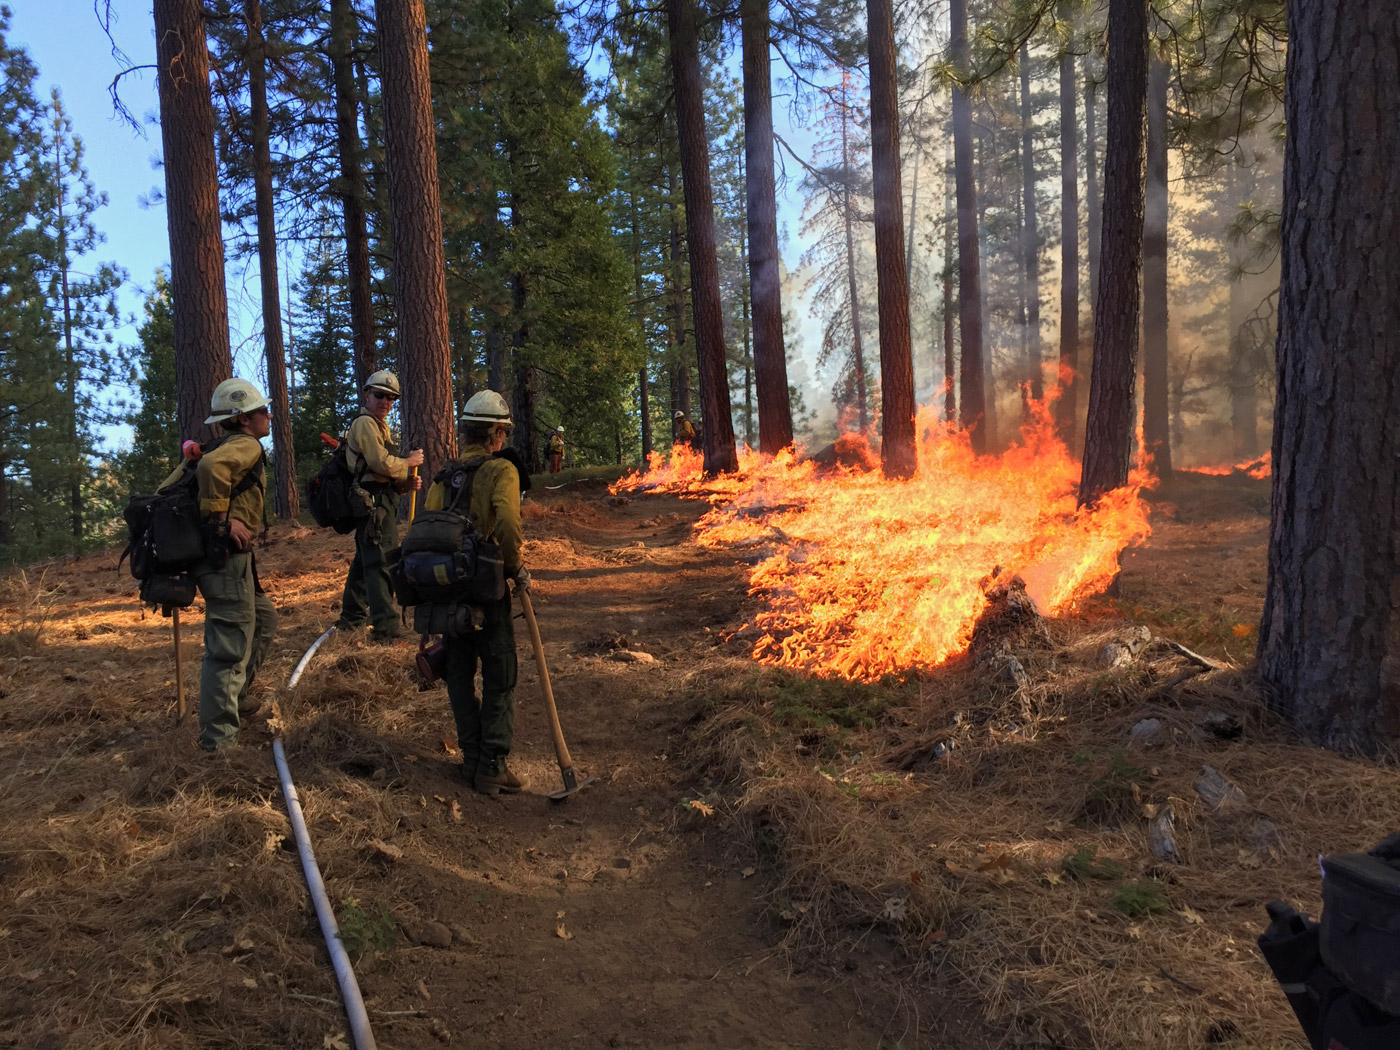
154,0,231,443
867,0,917,477
1085,66,1102,320
942,142,956,422
1019,41,1044,405
667,169,691,419
976,131,998,449
1079,0,1148,505
55,163,81,541
667,0,737,473
1257,0,1400,751
1141,47,1171,480
376,0,456,476
950,0,985,451
1057,35,1080,445
244,0,298,520
330,0,377,390
1226,162,1259,457
741,0,793,454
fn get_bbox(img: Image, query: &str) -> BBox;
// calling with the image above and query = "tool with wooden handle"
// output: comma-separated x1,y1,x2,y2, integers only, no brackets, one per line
518,589,592,801
173,608,186,723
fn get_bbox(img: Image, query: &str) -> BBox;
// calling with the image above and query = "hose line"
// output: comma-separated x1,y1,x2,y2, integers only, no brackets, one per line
272,737,377,1050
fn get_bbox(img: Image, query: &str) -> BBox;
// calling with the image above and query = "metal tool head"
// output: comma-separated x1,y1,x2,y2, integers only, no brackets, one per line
548,767,595,802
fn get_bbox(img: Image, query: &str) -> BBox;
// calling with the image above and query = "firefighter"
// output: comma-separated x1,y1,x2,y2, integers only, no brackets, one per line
424,389,530,794
548,426,565,474
172,378,278,752
336,370,423,642
673,409,699,448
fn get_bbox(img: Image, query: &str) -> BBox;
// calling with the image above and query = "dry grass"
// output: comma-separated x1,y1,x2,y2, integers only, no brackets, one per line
683,604,1391,1049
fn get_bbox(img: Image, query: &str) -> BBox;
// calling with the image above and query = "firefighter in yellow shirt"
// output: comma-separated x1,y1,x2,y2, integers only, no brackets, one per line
337,370,423,641
548,426,565,474
161,378,278,752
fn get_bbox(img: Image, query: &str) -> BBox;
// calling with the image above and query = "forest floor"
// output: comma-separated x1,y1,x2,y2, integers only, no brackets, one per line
0,467,1395,1049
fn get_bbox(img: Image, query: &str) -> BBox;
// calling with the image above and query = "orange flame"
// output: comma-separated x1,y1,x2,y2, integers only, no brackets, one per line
614,402,1153,680
1180,451,1271,479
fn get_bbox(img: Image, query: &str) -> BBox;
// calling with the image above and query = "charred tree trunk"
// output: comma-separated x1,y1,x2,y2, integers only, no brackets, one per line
1079,0,1148,506
639,367,652,458
667,169,691,418
1257,0,1400,751
1085,66,1102,320
975,131,998,450
511,273,541,474
1227,162,1260,457
244,0,297,520
630,190,653,460
867,0,917,477
667,0,737,473
950,0,985,451
376,0,456,476
943,142,957,422
330,0,377,390
1057,35,1080,446
741,0,793,454
1142,47,1171,480
1019,41,1044,406
154,0,231,443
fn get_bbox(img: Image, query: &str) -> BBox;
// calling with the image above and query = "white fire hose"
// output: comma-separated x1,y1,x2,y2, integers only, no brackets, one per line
275,624,378,1050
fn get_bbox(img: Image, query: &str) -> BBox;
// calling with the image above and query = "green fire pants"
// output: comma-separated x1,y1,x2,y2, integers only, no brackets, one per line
443,595,518,778
195,551,277,750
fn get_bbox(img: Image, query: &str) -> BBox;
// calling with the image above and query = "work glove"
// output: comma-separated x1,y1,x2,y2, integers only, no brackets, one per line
511,565,531,593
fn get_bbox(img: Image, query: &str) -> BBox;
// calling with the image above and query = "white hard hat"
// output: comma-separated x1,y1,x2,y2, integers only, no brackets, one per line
555,425,564,432
364,369,401,397
204,378,268,424
460,389,514,430
673,410,685,419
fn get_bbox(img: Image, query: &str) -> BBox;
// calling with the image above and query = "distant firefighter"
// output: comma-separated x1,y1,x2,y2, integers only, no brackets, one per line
673,410,700,449
548,426,565,474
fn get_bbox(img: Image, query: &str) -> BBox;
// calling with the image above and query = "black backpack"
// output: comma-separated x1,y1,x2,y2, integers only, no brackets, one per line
305,414,373,533
389,456,505,608
121,441,265,608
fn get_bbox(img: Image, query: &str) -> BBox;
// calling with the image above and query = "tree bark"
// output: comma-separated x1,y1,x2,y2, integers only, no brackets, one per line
1085,66,1101,316
154,0,231,443
244,0,298,520
376,0,456,476
55,156,81,541
942,142,956,423
1057,37,1080,446
1226,161,1259,457
741,0,793,454
1257,0,1400,751
866,0,917,477
950,0,985,451
1079,0,1148,506
330,0,377,390
1141,47,1171,480
667,0,737,474
667,169,691,418
975,130,998,450
1019,41,1044,406
511,272,541,474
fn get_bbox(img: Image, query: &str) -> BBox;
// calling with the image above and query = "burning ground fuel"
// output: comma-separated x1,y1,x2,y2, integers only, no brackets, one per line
614,405,1153,680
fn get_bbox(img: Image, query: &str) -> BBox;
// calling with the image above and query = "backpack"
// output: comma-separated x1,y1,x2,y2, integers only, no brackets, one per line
121,441,265,609
389,456,505,609
305,414,373,533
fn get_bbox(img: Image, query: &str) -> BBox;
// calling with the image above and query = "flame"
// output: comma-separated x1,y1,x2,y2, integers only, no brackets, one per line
614,401,1153,681
1180,451,1271,479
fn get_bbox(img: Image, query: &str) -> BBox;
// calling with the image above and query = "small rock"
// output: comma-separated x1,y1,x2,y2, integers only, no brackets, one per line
1099,643,1133,668
610,650,656,664
417,921,453,949
448,923,479,946
1130,718,1163,743
1199,711,1243,740
612,857,632,870
1249,819,1283,851
1148,805,1179,862
1194,765,1247,809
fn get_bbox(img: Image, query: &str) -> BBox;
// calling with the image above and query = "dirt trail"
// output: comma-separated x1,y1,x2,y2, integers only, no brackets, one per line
335,486,978,1050
0,483,982,1050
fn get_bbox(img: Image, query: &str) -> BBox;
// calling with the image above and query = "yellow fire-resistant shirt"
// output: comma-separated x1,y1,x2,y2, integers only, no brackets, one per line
345,414,412,486
157,433,266,532
424,444,524,574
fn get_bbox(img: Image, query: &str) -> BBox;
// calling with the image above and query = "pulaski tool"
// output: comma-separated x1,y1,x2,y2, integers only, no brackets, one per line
518,590,593,801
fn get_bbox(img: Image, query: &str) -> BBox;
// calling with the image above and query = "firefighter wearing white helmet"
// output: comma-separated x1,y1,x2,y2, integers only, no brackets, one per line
157,377,277,750
672,408,698,447
424,388,529,795
548,424,565,474
336,369,423,641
